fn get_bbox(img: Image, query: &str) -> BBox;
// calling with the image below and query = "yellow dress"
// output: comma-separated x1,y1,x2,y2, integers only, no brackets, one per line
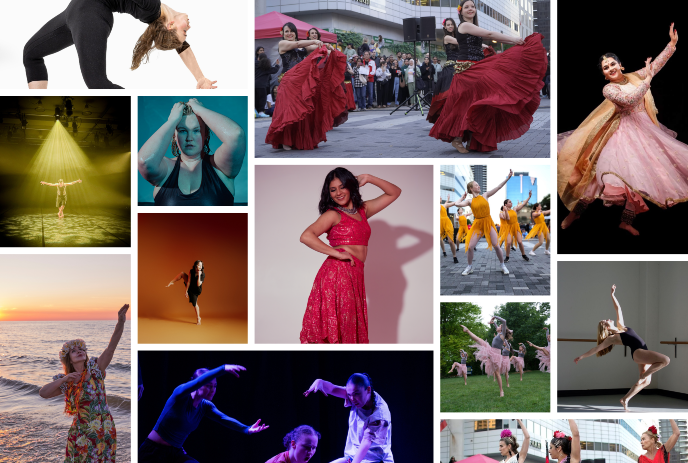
464,196,497,251
505,210,522,242
456,215,469,243
440,205,455,242
498,215,508,248
525,213,550,239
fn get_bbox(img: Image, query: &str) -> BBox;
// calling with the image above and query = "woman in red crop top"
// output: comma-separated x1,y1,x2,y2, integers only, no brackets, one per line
299,167,402,344
639,421,680,463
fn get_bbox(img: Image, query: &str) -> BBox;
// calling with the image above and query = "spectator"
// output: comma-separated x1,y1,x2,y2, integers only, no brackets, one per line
405,58,417,99
371,48,381,67
345,43,356,60
363,51,376,109
255,46,265,60
419,56,435,96
264,85,279,117
255,52,280,118
375,60,391,108
398,58,409,103
358,38,370,56
389,59,401,105
432,56,442,87
396,51,403,63
337,40,345,52
353,57,369,111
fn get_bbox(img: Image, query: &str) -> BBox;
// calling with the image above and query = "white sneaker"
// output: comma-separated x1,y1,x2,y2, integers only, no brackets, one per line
544,250,551,255
257,112,269,118
501,264,510,275
462,265,473,276
529,250,536,256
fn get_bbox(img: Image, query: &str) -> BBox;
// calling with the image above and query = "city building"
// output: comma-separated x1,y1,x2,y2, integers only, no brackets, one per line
660,420,688,463
471,165,487,197
440,164,473,216
441,419,658,463
533,0,550,50
506,172,537,206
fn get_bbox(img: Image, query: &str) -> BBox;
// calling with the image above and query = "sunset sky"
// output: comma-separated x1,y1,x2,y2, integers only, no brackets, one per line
0,255,131,321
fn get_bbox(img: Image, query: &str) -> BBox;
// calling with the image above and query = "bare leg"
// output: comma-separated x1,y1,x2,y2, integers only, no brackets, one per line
544,231,551,251
58,205,65,218
448,238,457,257
619,206,640,236
452,137,469,154
505,235,512,258
496,370,504,397
28,81,48,89
489,228,505,263
634,349,670,379
505,370,510,388
516,233,526,255
532,233,544,252
448,363,456,374
621,364,652,411
440,236,447,255
195,303,201,325
519,366,523,381
167,271,189,287
466,233,481,265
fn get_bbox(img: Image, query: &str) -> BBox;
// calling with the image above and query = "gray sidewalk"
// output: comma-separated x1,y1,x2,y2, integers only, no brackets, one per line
255,98,550,158
440,239,550,295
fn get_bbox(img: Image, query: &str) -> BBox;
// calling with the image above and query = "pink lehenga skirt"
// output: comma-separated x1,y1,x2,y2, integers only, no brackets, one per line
300,252,368,344
510,356,525,371
536,346,550,372
499,355,511,375
470,338,502,376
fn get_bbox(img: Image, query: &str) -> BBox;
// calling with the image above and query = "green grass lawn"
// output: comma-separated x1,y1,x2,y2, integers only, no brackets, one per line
440,371,550,412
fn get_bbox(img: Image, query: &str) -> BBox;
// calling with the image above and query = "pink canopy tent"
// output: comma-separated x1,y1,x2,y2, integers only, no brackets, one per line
459,455,500,463
255,11,337,42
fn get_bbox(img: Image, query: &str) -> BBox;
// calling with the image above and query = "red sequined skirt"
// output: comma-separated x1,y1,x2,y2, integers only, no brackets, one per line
429,33,547,151
300,251,368,344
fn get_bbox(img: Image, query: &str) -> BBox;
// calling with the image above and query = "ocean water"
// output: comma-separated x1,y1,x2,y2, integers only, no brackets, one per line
0,320,131,462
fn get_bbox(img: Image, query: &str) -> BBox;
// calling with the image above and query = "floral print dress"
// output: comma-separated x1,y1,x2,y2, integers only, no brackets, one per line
53,357,116,463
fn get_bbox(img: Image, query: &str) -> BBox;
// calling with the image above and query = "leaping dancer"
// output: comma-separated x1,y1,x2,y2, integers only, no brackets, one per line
509,343,527,381
460,315,512,397
40,178,82,218
527,327,551,373
448,349,469,385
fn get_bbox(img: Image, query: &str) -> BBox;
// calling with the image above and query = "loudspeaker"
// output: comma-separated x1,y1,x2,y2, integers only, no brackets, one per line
403,18,420,42
419,16,436,40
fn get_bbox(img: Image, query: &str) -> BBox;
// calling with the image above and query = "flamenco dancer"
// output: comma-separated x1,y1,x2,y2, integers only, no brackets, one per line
639,421,680,463
574,284,671,411
428,1,547,153
40,178,82,218
525,203,550,255
139,364,269,462
265,425,320,463
527,327,551,373
24,0,217,89
39,304,129,462
448,349,469,385
166,259,205,325
452,170,513,276
500,193,532,262
509,343,527,381
498,420,530,463
559,24,681,235
460,315,512,397
265,22,348,150
455,208,473,250
304,373,393,463
299,168,401,344
548,421,580,463
440,193,459,264
138,99,245,206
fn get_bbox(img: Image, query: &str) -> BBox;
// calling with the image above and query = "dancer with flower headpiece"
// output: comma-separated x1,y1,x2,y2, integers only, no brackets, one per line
509,343,527,381
39,304,129,463
498,419,530,463
573,284,671,411
448,349,469,385
527,327,551,373
460,315,513,397
548,420,580,463
640,421,680,463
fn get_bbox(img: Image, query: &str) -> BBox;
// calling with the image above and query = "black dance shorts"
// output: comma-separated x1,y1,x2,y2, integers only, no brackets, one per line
139,438,199,463
57,196,66,207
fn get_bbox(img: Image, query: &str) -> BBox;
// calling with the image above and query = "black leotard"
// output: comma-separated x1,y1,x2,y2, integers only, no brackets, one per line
154,156,235,206
620,327,648,359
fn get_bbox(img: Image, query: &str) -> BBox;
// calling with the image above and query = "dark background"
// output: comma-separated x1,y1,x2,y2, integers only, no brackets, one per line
557,4,688,253
138,351,432,462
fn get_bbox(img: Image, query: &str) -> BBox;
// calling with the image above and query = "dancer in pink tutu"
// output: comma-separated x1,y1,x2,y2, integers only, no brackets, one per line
448,349,469,385
559,23,681,235
510,343,526,381
460,315,512,397
527,327,550,373
497,322,513,388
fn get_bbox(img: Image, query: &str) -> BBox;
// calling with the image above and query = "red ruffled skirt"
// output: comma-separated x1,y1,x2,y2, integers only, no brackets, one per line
300,251,368,344
266,48,348,150
429,33,547,151
343,81,356,111
536,346,550,372
510,356,525,371
470,338,502,376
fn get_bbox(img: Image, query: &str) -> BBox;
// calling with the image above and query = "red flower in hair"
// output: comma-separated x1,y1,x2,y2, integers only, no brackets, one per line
554,431,566,439
648,426,658,435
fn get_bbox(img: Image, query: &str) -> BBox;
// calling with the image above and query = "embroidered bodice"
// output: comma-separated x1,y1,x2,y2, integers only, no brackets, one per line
444,42,461,62
280,47,309,75
456,31,484,61
327,208,372,246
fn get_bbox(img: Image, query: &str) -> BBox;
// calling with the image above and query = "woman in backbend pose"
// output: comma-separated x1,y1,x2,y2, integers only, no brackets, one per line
265,22,348,150
139,364,269,462
452,170,513,276
525,203,550,256
304,373,392,463
574,284,671,411
448,349,469,385
498,420,530,463
440,193,459,264
40,178,82,218
138,99,245,206
510,343,527,381
265,425,320,463
460,315,512,397
639,421,680,463
300,168,402,343
40,304,129,462
548,420,581,463
499,193,532,263
427,1,546,153
24,1,217,89
559,24,681,235
166,260,205,325
527,327,550,373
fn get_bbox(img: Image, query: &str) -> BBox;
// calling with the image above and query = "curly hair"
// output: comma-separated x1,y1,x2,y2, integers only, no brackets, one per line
318,167,363,215
283,425,321,448
170,111,213,159
131,16,183,70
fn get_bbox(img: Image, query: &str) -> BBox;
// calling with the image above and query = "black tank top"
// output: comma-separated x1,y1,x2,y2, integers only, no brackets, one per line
188,270,204,295
280,48,309,75
444,42,461,61
154,156,234,206
102,0,161,24
57,185,67,197
620,327,648,358
456,30,484,61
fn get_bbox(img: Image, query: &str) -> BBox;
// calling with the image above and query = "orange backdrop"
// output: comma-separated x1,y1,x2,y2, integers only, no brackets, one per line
138,213,247,321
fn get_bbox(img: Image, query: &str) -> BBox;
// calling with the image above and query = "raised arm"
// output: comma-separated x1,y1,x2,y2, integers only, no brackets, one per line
97,304,129,372
569,419,581,463
186,99,245,179
486,170,513,198
493,315,508,334
610,284,625,327
457,23,524,45
664,419,680,452
517,419,530,463
454,191,471,208
138,103,184,186
514,191,532,211
636,24,677,78
359,174,402,219
173,364,244,397
178,48,217,89
303,378,347,399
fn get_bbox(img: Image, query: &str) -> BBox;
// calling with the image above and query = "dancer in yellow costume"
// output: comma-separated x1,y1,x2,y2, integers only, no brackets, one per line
453,170,513,276
455,208,473,250
440,193,459,263
525,203,551,255
497,206,510,250
500,191,532,262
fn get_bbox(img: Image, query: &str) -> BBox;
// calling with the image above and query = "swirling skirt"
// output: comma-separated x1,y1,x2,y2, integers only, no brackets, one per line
457,225,469,243
470,338,502,376
455,364,467,377
536,346,550,372
441,216,455,241
510,356,525,371
464,216,497,251
525,222,549,240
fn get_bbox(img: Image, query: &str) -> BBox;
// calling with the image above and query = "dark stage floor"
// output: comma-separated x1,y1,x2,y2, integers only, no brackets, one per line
0,207,130,247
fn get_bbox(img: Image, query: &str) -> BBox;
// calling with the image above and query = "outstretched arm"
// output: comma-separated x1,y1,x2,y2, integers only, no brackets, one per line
610,285,625,327
664,419,680,452
97,304,129,372
303,379,347,399
173,364,245,398
569,419,581,463
457,23,524,45
205,401,252,434
40,182,57,186
514,191,532,211
187,99,245,179
517,419,530,463
636,24,677,78
526,340,547,353
138,103,184,186
278,39,323,54
454,191,471,208
178,48,217,89
486,170,513,198
574,335,618,363
64,180,82,185
358,174,402,219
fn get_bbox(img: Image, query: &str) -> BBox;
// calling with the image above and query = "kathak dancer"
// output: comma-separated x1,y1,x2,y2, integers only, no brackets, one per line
527,327,551,373
166,259,205,325
460,315,512,397
139,364,269,462
548,421,580,463
39,304,129,462
265,425,320,463
427,1,547,153
573,284,670,411
304,373,393,463
639,421,680,463
265,23,348,150
498,420,530,463
40,178,82,218
448,349,469,385
452,170,513,276
559,24,682,235
299,168,401,344
525,203,550,256
500,192,532,263
440,193,459,264
509,343,527,381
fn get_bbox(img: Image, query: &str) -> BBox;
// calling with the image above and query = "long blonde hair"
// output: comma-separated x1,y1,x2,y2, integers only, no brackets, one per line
596,321,624,357
131,17,183,70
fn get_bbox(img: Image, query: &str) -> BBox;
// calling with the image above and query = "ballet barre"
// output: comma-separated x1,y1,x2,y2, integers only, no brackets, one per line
660,339,688,358
558,338,630,357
